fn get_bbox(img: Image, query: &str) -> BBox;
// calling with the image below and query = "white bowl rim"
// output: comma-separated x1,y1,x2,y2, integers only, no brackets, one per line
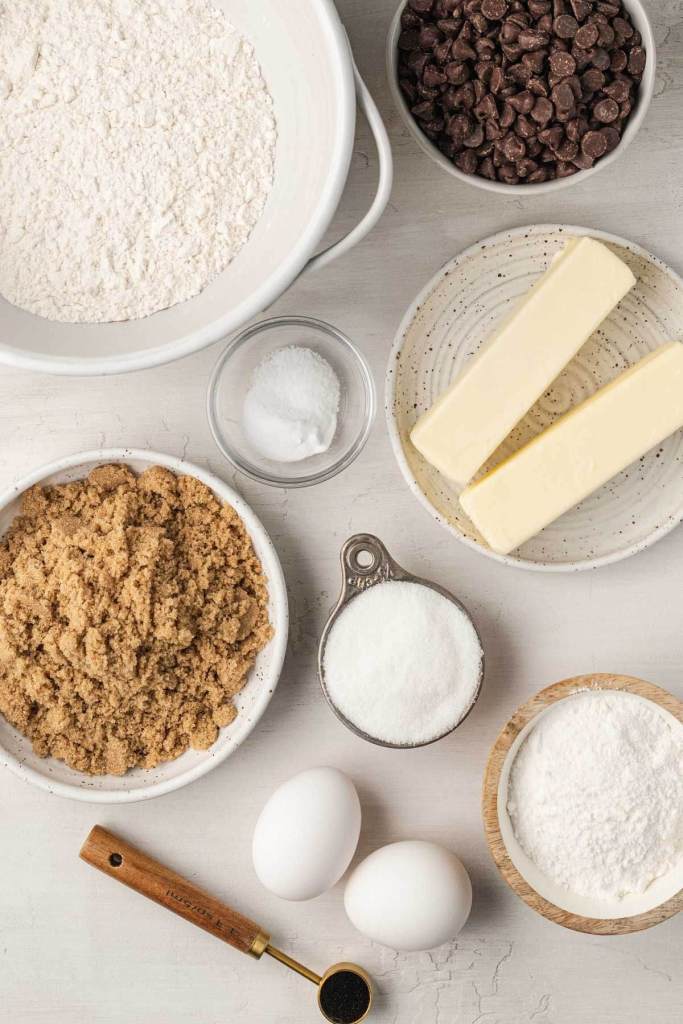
206,315,377,488
0,448,289,802
386,0,656,196
385,222,683,573
0,0,356,377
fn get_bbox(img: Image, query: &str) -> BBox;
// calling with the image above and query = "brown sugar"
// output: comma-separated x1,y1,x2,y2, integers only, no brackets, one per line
0,464,272,775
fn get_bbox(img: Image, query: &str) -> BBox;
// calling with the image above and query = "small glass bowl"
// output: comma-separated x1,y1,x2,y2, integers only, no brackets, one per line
207,316,376,488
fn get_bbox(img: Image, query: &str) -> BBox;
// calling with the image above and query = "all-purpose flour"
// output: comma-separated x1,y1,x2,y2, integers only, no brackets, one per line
0,0,276,323
508,690,683,902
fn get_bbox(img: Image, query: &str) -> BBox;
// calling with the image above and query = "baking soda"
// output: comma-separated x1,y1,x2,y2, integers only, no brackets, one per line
242,346,340,463
323,581,482,745
507,690,683,901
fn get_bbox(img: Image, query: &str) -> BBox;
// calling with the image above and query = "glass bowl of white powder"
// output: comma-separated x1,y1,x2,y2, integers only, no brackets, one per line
207,317,375,487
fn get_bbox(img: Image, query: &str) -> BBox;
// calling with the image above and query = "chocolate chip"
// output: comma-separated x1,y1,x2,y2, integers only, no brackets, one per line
570,0,591,19
593,97,620,122
475,93,499,120
423,64,448,87
445,60,471,83
498,162,520,183
549,50,576,76
603,78,630,103
500,101,517,127
600,125,621,152
597,21,616,47
628,46,646,77
453,36,477,60
554,14,579,38
481,0,508,19
437,18,462,36
582,129,608,157
516,113,538,137
572,150,594,169
464,123,486,147
453,81,477,107
419,25,443,49
447,111,474,139
412,100,436,121
509,89,536,112
516,156,539,176
479,156,497,178
610,48,628,72
531,96,555,124
455,148,479,173
555,136,578,160
433,39,453,63
529,76,550,96
566,115,588,140
581,67,605,92
539,124,564,149
522,50,547,73
551,81,575,111
590,47,611,70
574,22,599,48
490,66,507,93
613,16,633,39
518,28,551,50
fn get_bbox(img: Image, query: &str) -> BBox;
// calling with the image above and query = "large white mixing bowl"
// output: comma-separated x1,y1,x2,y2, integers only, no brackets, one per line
0,1,392,375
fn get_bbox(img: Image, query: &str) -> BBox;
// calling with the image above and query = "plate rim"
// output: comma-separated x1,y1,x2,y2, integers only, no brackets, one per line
0,448,289,802
385,222,683,573
481,674,683,935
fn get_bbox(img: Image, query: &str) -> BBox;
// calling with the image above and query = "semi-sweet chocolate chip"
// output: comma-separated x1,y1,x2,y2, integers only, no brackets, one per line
397,0,645,185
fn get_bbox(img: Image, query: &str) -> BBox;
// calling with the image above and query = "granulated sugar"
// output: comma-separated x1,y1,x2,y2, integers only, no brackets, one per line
323,581,482,745
507,690,683,902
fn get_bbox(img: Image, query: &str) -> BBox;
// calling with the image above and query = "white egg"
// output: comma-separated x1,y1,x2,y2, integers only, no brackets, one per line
252,766,361,901
344,840,472,951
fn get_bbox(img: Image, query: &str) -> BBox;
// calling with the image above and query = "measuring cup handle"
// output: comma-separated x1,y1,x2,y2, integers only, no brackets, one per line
80,826,270,959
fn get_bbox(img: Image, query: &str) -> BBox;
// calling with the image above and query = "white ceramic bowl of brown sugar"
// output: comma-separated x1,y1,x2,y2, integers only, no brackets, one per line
0,449,288,803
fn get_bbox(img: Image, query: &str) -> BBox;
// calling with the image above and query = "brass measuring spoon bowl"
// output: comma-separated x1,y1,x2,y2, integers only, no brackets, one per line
80,826,373,1024
266,947,372,1024
318,532,485,748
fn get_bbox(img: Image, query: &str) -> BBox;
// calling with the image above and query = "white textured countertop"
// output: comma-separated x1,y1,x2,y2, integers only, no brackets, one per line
1,2,682,1021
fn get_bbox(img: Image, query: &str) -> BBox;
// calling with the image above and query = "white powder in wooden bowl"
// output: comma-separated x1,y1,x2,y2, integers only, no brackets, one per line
322,580,482,746
507,690,683,902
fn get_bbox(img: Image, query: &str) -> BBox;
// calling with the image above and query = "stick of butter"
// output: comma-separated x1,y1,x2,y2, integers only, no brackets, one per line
410,237,636,489
459,342,683,555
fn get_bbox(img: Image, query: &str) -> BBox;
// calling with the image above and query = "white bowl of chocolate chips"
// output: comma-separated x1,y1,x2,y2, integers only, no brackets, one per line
387,0,655,193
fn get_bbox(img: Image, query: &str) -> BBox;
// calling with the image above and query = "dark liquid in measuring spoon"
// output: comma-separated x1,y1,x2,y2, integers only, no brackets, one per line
319,969,371,1024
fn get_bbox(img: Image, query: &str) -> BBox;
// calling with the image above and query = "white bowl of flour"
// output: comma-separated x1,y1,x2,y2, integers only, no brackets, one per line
0,0,392,374
487,676,683,930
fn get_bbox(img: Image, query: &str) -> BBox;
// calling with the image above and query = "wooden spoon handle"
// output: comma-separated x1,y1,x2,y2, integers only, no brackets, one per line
80,825,270,957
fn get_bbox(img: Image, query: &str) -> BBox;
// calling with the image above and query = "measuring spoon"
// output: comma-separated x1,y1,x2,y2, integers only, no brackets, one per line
80,826,372,1024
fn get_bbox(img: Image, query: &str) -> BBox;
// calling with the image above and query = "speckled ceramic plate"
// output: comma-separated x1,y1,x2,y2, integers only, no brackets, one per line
386,224,683,572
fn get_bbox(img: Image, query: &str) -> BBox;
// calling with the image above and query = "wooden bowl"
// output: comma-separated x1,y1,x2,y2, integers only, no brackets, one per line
482,674,683,935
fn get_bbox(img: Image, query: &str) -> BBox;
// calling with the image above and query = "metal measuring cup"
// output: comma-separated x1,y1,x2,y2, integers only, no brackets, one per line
318,533,485,748
80,826,372,1024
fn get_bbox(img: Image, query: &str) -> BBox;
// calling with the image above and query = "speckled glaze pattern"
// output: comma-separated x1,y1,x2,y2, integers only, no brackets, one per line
387,224,683,572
